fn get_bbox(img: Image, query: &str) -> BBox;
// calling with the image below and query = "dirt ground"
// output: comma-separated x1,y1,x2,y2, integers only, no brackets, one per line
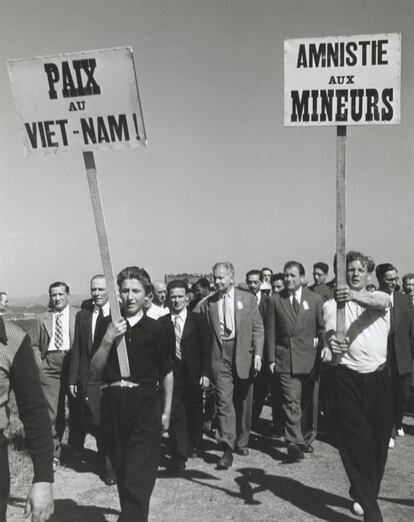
7,410,414,521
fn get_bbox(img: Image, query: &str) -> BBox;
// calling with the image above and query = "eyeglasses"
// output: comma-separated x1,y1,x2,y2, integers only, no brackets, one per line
384,277,399,283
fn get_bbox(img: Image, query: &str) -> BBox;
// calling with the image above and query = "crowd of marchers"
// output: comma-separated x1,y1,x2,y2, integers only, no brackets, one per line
1,253,413,522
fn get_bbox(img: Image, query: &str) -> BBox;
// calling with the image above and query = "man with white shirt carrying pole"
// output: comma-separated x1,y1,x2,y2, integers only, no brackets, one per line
323,251,393,522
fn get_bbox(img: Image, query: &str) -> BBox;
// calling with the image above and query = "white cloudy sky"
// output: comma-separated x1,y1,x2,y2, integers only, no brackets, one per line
1,0,413,296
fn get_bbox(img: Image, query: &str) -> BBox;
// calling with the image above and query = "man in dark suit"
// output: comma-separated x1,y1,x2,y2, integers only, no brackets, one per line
402,273,414,303
32,281,81,469
68,274,116,484
376,263,414,447
188,277,211,311
309,262,333,302
159,280,211,472
200,262,264,469
266,261,324,461
245,270,270,429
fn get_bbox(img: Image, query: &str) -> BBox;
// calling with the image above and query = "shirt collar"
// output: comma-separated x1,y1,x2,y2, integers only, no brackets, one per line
222,286,235,300
290,286,302,302
127,309,144,327
171,308,187,323
54,305,69,318
93,301,110,315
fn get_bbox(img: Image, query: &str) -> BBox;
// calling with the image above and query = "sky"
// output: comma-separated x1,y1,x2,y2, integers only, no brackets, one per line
1,0,413,297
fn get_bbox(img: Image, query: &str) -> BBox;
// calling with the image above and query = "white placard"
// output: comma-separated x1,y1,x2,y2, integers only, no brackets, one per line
284,33,401,126
8,46,147,155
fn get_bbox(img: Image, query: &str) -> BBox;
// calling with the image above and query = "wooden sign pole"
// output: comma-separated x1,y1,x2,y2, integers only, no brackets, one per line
336,126,347,347
83,151,130,378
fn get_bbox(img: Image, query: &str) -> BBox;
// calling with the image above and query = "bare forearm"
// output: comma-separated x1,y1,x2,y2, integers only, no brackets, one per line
162,371,173,415
349,289,390,311
90,319,127,378
90,337,113,378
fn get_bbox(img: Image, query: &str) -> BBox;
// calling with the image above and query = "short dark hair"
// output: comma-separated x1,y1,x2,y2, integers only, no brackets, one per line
283,261,305,276
346,251,375,273
246,269,261,279
375,263,397,281
402,273,414,283
313,262,329,274
49,281,70,294
271,272,284,282
260,267,273,274
167,279,188,294
195,277,210,289
117,266,152,295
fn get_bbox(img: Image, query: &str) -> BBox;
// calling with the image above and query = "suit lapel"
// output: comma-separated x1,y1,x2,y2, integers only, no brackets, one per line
295,290,308,330
280,293,297,332
209,294,222,346
43,312,54,339
69,307,76,346
86,312,93,353
181,311,195,341
234,288,242,335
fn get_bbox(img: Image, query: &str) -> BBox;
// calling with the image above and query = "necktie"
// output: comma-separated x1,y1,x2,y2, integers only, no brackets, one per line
54,312,64,350
292,296,300,316
222,294,233,337
174,315,182,360
94,306,105,346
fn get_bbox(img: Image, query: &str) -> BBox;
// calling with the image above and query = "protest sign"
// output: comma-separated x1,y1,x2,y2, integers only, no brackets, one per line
8,46,146,156
8,46,149,377
284,33,401,126
284,33,401,350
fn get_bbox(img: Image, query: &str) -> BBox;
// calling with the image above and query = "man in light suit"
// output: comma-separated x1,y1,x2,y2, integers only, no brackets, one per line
266,261,323,461
68,274,116,484
33,281,80,469
200,262,264,469
376,264,414,447
159,279,211,472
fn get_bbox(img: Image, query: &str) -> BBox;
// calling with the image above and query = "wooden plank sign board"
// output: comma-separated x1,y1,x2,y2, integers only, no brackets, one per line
284,33,401,126
8,46,147,155
284,33,401,352
8,47,148,377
